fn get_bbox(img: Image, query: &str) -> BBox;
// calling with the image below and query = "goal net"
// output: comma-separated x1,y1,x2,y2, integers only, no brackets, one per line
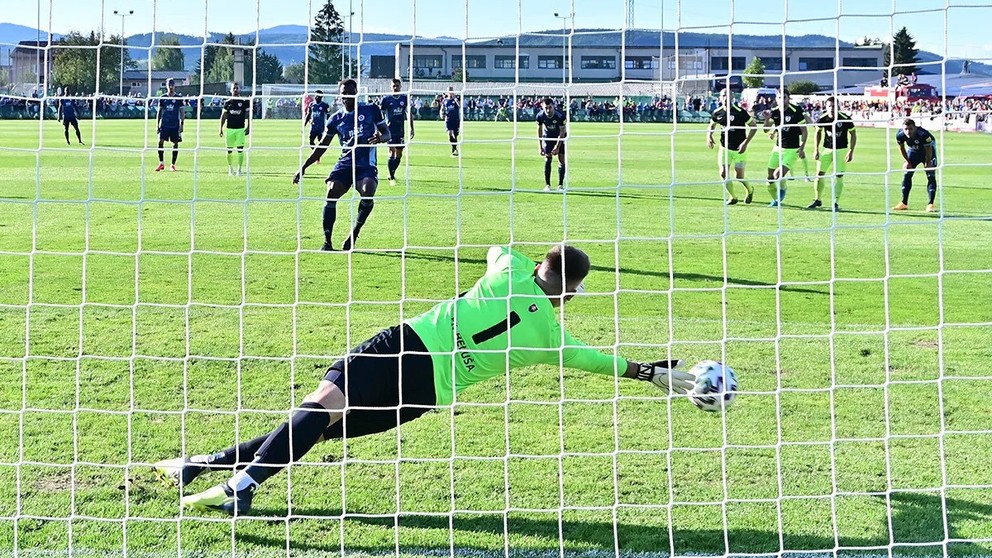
2,0,992,557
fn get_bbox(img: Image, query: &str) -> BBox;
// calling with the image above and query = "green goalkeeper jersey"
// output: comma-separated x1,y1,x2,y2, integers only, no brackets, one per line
406,247,627,406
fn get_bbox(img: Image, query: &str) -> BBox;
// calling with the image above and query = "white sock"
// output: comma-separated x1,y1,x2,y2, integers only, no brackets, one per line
189,454,213,465
228,470,259,492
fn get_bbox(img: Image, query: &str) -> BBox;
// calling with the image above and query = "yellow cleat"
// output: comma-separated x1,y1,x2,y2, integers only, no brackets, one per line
925,203,936,213
892,202,909,211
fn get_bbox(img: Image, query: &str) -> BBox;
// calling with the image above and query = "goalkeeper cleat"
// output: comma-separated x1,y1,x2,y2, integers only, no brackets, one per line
744,190,753,204
152,457,205,489
892,202,909,211
154,163,165,172
925,203,936,213
181,483,255,516
726,198,738,206
806,200,822,210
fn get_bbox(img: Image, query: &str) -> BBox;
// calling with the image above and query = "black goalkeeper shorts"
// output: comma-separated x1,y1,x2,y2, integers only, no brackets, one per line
322,324,437,439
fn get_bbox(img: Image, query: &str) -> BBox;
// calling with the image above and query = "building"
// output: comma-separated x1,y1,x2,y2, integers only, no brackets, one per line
394,30,884,92
10,41,54,90
121,69,192,96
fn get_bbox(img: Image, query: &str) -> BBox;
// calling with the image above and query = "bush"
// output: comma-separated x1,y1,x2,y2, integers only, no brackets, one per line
788,80,820,95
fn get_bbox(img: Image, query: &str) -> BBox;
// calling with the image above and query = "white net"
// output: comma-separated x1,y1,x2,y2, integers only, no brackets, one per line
2,0,992,557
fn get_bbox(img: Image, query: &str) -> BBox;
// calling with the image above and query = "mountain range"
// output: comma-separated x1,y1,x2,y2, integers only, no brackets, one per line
2,22,988,76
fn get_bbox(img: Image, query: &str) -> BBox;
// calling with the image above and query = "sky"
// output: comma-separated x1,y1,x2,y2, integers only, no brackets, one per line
3,0,992,59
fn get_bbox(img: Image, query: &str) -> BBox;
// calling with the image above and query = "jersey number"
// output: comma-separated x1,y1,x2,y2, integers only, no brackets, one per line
472,311,521,344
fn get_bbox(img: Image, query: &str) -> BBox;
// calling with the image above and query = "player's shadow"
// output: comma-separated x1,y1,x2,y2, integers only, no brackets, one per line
363,250,828,295
241,491,992,555
473,186,662,201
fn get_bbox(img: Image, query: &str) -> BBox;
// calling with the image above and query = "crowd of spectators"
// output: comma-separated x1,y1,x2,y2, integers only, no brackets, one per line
0,89,264,120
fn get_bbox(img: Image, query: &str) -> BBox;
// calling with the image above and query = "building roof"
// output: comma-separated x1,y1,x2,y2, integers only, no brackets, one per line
122,69,191,80
11,40,51,56
402,29,885,51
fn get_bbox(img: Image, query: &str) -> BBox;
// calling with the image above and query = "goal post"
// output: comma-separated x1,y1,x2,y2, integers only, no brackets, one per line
2,0,992,557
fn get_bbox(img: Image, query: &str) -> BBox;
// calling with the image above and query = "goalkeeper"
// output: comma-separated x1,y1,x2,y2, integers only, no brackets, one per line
156,244,695,516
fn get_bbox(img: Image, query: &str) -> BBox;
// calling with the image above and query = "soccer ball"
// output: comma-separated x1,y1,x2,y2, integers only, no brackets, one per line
688,360,738,412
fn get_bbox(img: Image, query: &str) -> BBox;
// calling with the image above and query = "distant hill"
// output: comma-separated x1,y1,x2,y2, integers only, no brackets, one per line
3,22,988,77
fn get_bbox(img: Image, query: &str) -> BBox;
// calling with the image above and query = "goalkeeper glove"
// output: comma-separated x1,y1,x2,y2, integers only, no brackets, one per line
636,360,695,394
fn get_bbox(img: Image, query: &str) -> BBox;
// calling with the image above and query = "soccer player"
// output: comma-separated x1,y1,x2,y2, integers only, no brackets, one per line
763,89,811,206
303,89,331,157
380,78,415,186
536,97,567,192
154,244,697,515
219,82,251,176
706,88,757,205
155,78,185,172
808,96,856,211
441,86,460,156
893,118,938,212
56,88,83,145
292,79,390,251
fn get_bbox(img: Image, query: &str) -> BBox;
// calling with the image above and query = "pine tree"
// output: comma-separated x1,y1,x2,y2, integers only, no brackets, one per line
742,57,765,88
205,33,237,84
308,0,354,84
887,27,919,77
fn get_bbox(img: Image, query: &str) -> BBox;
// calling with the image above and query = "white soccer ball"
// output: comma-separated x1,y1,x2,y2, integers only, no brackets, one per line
688,360,738,412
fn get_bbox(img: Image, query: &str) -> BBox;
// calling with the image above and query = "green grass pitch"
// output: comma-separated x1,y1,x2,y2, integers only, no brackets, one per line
0,117,991,557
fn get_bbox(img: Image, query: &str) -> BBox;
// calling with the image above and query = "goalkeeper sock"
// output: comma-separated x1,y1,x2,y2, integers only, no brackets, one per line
544,159,552,185
198,434,271,469
741,180,753,196
226,151,233,168
767,181,778,200
724,180,738,200
354,198,375,236
558,164,566,186
835,175,845,202
815,177,826,201
322,201,337,244
241,401,330,486
237,149,245,168
802,157,810,178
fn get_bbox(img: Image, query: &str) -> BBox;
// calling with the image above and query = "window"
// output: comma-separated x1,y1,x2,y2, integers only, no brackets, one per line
580,56,617,70
762,58,791,71
495,55,530,69
710,56,746,71
799,57,834,71
412,55,442,69
451,55,486,69
843,57,879,68
625,56,659,70
668,58,704,70
538,56,563,69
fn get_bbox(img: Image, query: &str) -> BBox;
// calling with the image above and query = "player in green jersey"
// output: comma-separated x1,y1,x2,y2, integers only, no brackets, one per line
156,244,696,516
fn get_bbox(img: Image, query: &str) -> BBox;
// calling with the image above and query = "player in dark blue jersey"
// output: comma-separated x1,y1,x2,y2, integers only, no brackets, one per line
293,79,391,251
303,89,331,153
893,118,939,212
155,78,185,172
57,88,84,145
380,78,415,186
440,86,460,156
536,97,567,191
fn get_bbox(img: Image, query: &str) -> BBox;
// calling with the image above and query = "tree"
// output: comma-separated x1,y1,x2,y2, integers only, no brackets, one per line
152,35,185,71
308,0,354,84
53,31,135,93
253,50,284,84
788,80,819,95
452,68,469,82
205,33,237,84
194,44,219,83
283,62,305,84
887,27,919,76
742,57,765,88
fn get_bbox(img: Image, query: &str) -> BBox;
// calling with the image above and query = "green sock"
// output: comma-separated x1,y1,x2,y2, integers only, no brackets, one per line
725,180,738,200
815,177,826,201
237,151,245,167
767,181,777,200
226,152,233,167
802,157,810,177
741,180,753,195
834,175,845,202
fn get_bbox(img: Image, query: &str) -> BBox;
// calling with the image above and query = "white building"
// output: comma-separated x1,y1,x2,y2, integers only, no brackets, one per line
394,30,884,91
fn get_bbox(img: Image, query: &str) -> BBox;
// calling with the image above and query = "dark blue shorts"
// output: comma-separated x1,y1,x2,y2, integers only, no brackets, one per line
322,324,437,439
543,138,565,156
159,127,182,143
446,120,460,134
309,125,325,145
327,165,378,186
907,150,937,169
387,123,405,145
63,117,79,128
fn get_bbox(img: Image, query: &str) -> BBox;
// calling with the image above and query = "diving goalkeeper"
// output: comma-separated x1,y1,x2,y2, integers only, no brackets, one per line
154,245,694,516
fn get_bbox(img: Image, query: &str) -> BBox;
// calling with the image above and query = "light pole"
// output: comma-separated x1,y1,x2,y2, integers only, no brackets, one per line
341,11,354,80
113,9,134,96
553,12,573,84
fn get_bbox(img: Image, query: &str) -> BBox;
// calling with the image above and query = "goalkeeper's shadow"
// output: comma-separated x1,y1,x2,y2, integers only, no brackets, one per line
240,491,992,555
